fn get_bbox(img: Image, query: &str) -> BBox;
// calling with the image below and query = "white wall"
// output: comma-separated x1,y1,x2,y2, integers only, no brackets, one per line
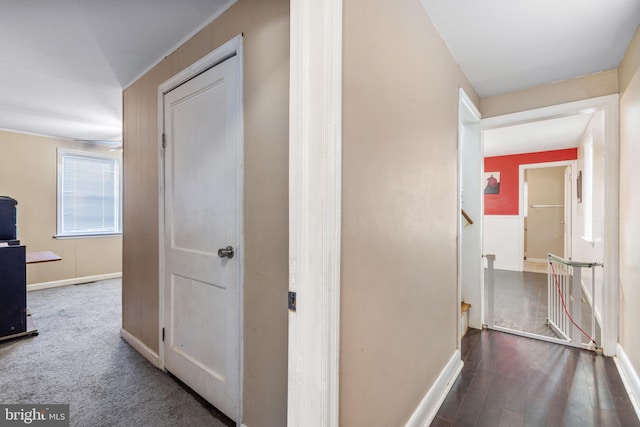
483,215,520,271
573,113,605,321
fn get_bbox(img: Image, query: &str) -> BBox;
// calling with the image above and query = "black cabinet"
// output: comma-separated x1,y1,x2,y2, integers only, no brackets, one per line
0,245,27,337
0,196,17,241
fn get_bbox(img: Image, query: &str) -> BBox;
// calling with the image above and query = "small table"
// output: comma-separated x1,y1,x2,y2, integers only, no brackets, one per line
26,251,62,264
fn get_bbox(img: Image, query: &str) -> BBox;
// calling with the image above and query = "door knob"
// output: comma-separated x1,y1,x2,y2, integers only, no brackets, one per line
218,246,234,259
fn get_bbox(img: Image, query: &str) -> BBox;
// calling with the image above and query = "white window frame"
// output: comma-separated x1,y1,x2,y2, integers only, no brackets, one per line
582,132,594,243
56,149,122,238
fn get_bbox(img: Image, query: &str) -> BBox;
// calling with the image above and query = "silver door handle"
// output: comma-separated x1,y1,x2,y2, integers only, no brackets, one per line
218,246,234,259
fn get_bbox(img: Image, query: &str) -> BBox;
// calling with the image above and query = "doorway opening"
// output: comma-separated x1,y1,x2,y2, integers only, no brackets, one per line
488,160,578,339
522,161,575,272
480,95,618,355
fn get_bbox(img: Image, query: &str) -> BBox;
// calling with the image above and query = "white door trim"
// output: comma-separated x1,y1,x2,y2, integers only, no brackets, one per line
288,0,342,426
518,160,577,271
482,94,619,356
157,34,244,422
457,88,482,337
459,88,482,122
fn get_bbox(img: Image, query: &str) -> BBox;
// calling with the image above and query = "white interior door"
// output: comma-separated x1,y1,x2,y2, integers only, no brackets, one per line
163,55,242,421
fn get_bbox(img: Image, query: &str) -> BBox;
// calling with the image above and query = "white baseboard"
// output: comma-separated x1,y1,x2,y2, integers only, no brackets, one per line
580,279,603,327
615,344,640,420
120,328,160,368
460,311,469,339
27,272,122,291
494,263,521,272
404,350,462,427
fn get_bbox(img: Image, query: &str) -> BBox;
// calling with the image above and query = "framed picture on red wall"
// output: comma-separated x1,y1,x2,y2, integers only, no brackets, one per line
484,172,500,194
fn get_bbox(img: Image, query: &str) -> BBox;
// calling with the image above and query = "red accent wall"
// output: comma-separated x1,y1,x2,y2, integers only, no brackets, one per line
484,148,578,215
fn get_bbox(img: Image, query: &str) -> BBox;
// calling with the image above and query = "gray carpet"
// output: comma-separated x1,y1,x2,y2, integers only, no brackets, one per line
0,279,234,427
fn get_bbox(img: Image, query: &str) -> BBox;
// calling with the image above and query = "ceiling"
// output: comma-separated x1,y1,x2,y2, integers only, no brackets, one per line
420,0,639,157
420,0,640,98
1,1,638,149
0,0,235,144
483,113,593,157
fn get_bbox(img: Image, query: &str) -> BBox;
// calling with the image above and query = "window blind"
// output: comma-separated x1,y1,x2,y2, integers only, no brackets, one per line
58,151,121,236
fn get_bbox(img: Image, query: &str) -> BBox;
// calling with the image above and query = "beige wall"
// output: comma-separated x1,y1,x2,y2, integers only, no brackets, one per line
619,25,640,382
481,69,619,118
0,130,122,285
341,0,479,425
619,25,640,95
122,1,289,426
525,167,565,259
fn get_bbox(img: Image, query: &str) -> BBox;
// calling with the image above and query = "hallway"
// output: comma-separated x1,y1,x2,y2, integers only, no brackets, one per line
433,329,639,426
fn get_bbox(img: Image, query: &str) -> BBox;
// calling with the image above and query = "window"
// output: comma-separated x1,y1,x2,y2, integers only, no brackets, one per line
582,134,594,242
57,150,121,237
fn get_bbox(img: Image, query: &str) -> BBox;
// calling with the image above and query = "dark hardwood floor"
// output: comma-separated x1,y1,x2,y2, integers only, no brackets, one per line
492,269,559,338
491,269,600,344
433,329,639,427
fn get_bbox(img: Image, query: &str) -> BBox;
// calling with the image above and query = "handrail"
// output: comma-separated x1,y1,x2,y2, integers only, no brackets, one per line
461,209,473,225
530,204,564,208
547,253,603,268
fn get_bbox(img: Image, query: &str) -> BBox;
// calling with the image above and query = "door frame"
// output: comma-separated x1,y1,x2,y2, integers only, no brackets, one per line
157,35,244,422
457,88,483,336
482,94,619,356
287,0,342,425
518,160,577,270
